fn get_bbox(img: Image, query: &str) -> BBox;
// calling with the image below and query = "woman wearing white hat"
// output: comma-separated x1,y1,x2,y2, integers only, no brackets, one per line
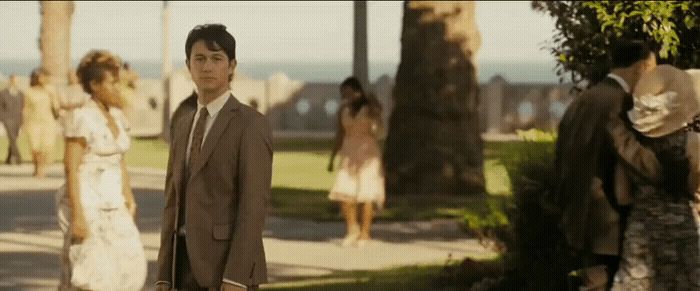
613,65,700,289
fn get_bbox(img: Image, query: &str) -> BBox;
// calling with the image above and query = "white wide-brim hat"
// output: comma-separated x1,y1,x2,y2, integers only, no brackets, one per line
629,64,700,138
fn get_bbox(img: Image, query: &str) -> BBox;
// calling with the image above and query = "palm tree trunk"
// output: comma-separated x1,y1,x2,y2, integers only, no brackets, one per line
353,0,369,89
39,1,75,87
384,1,483,196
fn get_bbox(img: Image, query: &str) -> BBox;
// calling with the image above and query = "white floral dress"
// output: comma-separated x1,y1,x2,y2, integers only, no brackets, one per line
56,100,146,291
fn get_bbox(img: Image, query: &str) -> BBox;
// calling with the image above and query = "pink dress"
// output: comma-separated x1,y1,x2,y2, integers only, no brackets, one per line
328,106,385,207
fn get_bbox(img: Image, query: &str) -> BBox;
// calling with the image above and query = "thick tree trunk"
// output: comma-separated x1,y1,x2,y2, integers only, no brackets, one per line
162,1,173,142
384,1,483,196
39,1,74,87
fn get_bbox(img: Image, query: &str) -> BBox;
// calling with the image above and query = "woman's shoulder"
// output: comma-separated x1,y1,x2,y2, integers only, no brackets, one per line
66,102,103,126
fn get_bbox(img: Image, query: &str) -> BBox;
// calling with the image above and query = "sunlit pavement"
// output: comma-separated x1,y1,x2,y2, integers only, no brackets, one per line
0,164,496,290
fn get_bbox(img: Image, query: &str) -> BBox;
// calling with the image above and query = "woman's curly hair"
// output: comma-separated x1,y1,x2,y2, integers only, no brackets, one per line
76,50,122,95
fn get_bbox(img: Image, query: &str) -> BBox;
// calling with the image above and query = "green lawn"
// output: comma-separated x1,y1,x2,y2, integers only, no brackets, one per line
0,134,170,169
0,136,514,222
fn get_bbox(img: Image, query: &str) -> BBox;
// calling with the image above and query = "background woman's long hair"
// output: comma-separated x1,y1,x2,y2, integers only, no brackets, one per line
341,77,382,120
30,68,45,87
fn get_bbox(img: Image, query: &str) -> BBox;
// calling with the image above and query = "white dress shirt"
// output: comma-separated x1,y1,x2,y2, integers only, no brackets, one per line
607,73,631,94
186,90,231,166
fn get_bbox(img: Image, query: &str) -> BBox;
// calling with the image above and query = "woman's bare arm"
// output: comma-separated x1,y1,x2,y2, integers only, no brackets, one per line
64,137,87,242
328,107,347,172
121,158,136,218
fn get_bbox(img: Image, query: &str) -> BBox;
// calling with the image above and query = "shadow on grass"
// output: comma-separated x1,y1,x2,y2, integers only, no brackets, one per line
0,183,508,246
262,265,461,291
272,187,512,223
0,188,165,233
269,187,512,243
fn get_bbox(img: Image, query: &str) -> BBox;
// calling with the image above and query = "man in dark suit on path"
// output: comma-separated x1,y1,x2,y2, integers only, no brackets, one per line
156,24,272,291
0,74,24,165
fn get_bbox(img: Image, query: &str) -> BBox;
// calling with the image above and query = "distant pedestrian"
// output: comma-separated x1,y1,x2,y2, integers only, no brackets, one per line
58,69,90,111
0,74,24,164
327,76,385,248
23,68,60,177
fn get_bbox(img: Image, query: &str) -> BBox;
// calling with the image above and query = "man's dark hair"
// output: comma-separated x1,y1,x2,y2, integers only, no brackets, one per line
610,40,654,69
185,24,236,61
340,76,365,96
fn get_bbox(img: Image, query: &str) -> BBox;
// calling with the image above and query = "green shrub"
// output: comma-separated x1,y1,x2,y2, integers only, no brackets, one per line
450,130,578,290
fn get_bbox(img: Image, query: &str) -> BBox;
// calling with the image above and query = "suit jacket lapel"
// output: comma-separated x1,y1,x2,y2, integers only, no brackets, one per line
188,94,241,178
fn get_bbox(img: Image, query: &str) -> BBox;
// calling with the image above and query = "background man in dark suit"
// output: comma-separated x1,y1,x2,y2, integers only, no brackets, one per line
0,74,24,165
156,24,272,291
555,40,661,289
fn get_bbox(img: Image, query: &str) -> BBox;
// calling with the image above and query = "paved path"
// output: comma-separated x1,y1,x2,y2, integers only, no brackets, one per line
0,164,495,290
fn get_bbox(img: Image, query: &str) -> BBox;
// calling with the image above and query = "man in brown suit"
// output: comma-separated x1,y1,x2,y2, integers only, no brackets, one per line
555,40,661,289
156,24,272,291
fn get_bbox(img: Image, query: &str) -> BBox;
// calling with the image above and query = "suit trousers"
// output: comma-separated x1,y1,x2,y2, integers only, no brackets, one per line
175,236,259,291
174,235,259,291
1,120,21,163
175,236,210,291
586,206,630,290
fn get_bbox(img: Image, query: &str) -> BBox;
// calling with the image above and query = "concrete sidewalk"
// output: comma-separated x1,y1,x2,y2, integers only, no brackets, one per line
0,164,496,290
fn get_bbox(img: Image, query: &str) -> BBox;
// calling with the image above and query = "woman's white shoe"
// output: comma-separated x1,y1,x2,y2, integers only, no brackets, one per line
341,232,360,247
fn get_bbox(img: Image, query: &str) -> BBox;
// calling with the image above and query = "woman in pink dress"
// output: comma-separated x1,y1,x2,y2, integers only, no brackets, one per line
328,77,385,247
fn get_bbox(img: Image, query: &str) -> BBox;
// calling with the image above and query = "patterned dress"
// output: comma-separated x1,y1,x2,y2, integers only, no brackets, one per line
613,132,700,290
328,106,385,207
56,100,146,290
22,86,58,154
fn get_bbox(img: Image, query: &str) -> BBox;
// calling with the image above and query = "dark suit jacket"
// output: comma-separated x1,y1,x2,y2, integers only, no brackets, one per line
0,88,24,126
156,94,273,287
555,77,661,255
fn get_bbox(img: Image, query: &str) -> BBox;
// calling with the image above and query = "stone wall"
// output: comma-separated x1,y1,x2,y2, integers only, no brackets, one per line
0,73,575,137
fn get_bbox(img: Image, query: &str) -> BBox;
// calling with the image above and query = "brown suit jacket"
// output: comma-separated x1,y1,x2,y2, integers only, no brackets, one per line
156,94,273,287
555,78,661,255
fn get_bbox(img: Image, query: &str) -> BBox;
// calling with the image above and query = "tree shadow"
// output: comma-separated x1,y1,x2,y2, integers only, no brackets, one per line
268,187,479,243
0,250,161,290
0,188,165,233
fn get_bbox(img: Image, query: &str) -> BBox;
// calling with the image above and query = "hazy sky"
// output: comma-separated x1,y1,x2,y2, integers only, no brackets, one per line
0,1,556,64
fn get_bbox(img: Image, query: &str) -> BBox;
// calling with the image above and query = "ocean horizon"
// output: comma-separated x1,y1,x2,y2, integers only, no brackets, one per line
0,59,565,84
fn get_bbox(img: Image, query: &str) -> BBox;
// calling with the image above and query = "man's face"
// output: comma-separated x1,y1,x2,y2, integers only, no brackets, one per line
639,52,657,74
8,75,17,87
91,71,121,108
630,52,657,88
187,40,235,94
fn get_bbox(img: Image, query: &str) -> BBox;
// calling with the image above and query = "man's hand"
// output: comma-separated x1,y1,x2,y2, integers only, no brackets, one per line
220,282,246,291
155,283,171,291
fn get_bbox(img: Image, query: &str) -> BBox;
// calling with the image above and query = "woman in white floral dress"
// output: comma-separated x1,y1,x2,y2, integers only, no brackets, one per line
56,50,146,291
